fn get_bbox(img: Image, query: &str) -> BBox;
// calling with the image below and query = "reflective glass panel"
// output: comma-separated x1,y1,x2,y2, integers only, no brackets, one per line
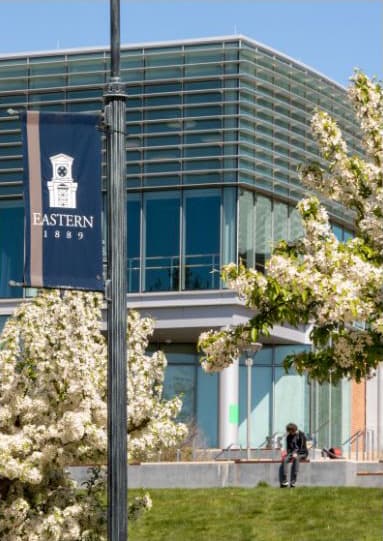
163,365,195,422
238,189,254,268
0,201,23,298
184,190,220,290
274,367,307,435
127,197,140,293
197,366,218,447
255,195,272,272
144,193,180,291
239,366,272,447
0,315,7,334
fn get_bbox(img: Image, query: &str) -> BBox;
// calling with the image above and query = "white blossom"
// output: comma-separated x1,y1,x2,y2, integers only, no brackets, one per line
0,290,187,539
199,72,383,382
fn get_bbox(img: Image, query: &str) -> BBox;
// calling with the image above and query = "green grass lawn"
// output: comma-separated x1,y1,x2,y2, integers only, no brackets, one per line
129,486,383,541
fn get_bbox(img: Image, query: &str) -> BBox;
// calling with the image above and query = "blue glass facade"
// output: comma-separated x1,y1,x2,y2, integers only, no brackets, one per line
0,36,360,448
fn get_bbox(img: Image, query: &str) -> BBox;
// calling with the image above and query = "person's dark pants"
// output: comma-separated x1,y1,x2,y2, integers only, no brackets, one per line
281,452,303,484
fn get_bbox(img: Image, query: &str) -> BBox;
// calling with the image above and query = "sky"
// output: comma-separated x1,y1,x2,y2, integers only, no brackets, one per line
0,0,382,87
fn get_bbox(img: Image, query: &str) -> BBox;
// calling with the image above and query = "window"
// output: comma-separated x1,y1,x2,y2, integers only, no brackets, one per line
144,192,180,291
255,195,272,272
127,197,140,292
0,201,23,298
127,189,224,292
238,190,254,268
183,190,220,290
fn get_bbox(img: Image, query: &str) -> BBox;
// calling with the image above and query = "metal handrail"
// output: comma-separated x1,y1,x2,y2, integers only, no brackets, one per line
344,429,375,461
215,442,243,461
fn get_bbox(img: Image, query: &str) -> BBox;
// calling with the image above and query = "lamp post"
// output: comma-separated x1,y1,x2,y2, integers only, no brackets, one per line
244,343,262,460
104,0,127,539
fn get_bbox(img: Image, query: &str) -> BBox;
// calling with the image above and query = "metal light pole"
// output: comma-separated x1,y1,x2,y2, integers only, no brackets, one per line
104,0,127,539
244,343,262,460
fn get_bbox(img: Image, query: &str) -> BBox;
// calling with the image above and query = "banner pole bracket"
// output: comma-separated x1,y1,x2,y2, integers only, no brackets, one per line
104,279,112,302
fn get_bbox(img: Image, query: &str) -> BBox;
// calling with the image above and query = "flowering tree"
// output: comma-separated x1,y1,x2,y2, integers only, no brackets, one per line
199,72,383,384
0,289,187,540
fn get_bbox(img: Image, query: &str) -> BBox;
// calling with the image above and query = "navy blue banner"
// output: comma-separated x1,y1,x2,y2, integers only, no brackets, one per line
21,111,103,291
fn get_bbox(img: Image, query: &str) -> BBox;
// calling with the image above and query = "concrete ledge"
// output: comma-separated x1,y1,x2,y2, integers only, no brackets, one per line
69,460,383,489
233,459,310,464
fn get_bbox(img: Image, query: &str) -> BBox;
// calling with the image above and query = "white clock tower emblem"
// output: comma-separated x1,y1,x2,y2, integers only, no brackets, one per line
47,153,78,208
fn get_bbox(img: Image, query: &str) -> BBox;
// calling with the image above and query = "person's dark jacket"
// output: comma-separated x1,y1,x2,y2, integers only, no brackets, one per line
286,430,308,458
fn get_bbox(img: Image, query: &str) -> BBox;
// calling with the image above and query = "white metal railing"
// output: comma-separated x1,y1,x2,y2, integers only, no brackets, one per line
344,429,375,461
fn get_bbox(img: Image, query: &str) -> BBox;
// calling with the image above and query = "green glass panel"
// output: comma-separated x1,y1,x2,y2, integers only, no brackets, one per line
0,201,23,298
238,189,254,268
185,51,222,63
184,159,220,171
68,59,104,73
184,190,221,290
127,197,140,293
30,61,66,75
0,63,27,78
145,148,180,160
163,365,195,422
126,150,141,161
144,192,180,292
289,207,304,241
144,108,181,120
184,64,222,77
184,145,221,158
185,105,222,118
127,164,140,174
29,76,66,89
145,161,179,173
29,91,65,102
184,92,222,104
184,172,221,184
143,175,180,187
184,79,222,91
274,367,306,436
145,67,182,80
144,120,181,133
145,54,183,67
0,77,27,90
121,56,143,69
145,95,181,107
255,195,272,272
143,82,181,94
238,365,272,447
144,135,180,146
273,201,288,244
184,118,221,131
68,73,105,85
197,366,218,447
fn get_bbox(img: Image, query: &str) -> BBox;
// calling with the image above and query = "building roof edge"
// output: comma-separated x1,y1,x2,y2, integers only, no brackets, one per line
0,34,347,91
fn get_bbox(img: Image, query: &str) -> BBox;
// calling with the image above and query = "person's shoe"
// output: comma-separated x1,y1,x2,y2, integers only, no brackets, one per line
280,481,289,488
290,482,296,488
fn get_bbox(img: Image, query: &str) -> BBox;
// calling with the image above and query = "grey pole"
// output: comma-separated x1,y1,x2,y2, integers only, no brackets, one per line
104,0,127,539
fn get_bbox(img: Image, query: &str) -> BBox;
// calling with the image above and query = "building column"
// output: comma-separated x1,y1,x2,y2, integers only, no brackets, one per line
218,358,239,448
367,364,383,458
377,364,383,458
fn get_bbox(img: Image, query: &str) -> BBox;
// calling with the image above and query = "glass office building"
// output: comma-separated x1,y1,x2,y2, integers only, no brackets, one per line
0,36,361,449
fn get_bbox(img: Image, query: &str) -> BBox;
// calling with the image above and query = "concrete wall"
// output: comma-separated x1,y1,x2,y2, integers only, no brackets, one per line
69,461,383,489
